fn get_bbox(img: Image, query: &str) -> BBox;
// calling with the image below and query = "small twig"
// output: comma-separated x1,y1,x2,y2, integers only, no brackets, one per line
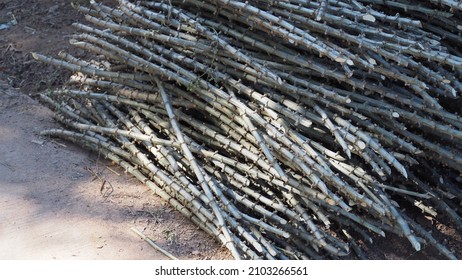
0,161,14,172
106,166,121,176
130,227,179,260
50,139,67,147
100,180,114,199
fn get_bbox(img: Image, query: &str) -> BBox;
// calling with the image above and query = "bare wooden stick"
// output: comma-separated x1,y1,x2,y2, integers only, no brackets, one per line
130,227,179,260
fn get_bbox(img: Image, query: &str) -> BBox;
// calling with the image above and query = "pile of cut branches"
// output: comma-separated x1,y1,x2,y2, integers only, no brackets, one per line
34,0,462,259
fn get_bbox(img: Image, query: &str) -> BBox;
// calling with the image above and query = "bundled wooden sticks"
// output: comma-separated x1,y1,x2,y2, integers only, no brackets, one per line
34,0,462,259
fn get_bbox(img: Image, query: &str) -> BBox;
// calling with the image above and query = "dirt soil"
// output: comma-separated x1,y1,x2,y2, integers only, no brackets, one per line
0,0,461,260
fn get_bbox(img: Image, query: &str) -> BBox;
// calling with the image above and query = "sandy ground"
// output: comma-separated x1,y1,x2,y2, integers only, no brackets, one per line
0,82,230,259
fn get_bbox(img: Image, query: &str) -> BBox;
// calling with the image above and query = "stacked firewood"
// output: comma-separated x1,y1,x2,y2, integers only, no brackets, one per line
34,0,462,259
